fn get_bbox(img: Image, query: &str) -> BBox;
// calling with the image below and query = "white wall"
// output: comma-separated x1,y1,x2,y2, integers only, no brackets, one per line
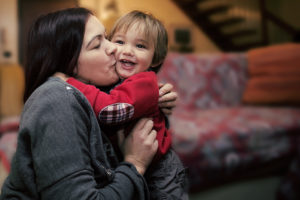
0,0,18,64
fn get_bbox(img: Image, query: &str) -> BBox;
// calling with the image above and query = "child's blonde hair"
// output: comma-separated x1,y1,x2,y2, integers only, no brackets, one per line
109,10,168,73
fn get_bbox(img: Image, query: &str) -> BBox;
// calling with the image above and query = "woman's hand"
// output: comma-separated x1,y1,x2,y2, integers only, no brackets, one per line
158,83,178,115
120,118,158,175
53,72,69,81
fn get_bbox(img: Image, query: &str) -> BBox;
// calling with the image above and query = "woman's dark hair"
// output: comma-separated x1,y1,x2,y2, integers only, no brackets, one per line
24,7,93,102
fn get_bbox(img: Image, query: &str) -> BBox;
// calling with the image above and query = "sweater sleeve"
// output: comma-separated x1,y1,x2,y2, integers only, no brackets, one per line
17,80,150,200
67,71,159,125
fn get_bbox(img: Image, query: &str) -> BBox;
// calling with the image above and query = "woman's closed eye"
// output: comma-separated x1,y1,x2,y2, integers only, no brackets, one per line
90,39,101,50
87,35,102,50
93,44,100,49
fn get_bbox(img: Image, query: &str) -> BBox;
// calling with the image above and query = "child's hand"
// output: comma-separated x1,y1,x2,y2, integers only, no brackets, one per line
158,83,178,115
53,72,69,82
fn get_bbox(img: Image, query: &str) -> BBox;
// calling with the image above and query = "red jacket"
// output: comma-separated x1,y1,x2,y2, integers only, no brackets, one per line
67,72,171,159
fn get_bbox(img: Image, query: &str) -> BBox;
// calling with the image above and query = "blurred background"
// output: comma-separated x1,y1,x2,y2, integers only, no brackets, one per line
1,1,300,199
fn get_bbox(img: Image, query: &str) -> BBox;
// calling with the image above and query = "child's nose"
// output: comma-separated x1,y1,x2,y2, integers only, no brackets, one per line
123,44,134,56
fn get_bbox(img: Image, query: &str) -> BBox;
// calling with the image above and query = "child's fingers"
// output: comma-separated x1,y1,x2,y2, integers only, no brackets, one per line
158,91,178,103
160,108,173,115
158,83,173,96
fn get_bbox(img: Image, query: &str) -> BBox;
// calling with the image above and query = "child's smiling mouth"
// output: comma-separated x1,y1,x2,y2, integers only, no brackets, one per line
119,59,136,70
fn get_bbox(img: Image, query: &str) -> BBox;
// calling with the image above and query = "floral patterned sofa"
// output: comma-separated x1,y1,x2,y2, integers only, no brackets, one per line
157,43,300,199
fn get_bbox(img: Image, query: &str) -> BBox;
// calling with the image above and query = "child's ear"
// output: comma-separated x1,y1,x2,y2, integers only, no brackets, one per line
150,61,162,69
148,62,162,73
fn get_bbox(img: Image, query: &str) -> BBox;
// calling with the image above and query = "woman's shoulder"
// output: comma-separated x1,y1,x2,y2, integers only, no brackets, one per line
26,77,85,106
20,77,94,132
22,77,92,119
36,77,77,98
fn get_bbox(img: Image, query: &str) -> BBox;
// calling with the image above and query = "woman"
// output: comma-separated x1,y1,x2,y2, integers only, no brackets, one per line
0,7,176,199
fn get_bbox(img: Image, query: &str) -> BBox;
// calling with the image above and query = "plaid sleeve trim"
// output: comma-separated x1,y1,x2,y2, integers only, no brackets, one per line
98,103,134,125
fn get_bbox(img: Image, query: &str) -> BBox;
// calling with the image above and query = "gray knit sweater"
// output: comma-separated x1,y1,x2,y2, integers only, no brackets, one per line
0,77,149,200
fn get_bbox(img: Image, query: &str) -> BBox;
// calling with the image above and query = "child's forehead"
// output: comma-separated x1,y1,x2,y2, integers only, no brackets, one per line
117,20,154,40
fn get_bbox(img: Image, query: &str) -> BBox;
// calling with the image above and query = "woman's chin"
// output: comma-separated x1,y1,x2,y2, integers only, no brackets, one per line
95,75,119,87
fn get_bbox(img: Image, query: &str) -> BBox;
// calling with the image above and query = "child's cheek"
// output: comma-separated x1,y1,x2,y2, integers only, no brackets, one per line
115,45,123,56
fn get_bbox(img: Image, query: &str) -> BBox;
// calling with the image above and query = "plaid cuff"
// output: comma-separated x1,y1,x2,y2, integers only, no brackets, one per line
98,103,134,125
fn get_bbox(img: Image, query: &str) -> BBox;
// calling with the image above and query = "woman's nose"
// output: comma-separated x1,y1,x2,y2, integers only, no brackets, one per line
105,40,117,55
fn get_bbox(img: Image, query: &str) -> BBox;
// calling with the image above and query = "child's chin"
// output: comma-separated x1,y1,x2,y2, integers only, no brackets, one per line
116,69,133,79
118,72,131,79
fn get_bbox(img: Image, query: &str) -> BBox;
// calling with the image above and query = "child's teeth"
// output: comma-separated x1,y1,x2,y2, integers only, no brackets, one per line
122,60,134,65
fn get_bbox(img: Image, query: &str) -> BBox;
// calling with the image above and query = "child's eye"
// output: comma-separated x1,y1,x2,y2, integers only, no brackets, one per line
114,40,124,45
136,44,146,49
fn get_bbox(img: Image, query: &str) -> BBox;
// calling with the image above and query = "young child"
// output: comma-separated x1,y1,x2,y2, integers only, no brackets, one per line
67,11,188,199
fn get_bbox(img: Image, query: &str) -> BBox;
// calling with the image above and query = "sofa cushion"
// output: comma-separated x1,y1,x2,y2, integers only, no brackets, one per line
243,76,300,105
243,43,300,105
169,107,300,190
247,43,300,76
